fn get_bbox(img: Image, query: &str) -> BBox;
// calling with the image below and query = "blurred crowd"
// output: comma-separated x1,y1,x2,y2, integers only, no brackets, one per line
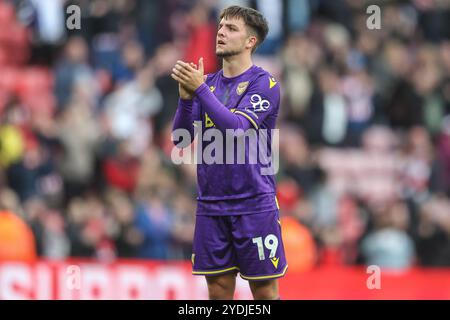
0,0,450,271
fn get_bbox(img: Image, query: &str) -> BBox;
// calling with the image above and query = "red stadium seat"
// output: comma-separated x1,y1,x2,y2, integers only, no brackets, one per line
0,46,7,65
16,68,53,95
0,89,10,113
10,24,29,47
0,2,15,25
0,27,10,44
21,92,56,115
0,67,19,92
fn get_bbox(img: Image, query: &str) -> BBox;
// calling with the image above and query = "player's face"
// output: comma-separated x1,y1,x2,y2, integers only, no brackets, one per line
216,17,255,57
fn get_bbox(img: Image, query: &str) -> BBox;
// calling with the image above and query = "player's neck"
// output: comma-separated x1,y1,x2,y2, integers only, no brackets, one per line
222,55,253,78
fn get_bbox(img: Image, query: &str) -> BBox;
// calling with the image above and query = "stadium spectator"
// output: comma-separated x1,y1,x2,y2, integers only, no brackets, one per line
0,209,36,262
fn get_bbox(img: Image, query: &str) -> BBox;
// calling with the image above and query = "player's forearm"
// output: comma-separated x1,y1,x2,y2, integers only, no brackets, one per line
172,98,195,147
195,83,252,132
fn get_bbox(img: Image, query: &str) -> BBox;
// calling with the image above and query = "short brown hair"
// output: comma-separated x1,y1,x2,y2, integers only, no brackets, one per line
219,6,269,53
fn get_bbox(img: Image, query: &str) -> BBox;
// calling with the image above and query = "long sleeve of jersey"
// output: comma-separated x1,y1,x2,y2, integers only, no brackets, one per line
172,98,195,147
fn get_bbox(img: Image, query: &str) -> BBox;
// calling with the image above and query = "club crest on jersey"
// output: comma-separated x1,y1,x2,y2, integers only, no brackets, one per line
236,81,249,95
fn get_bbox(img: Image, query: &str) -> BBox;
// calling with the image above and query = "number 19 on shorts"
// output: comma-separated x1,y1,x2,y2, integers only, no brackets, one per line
252,234,278,260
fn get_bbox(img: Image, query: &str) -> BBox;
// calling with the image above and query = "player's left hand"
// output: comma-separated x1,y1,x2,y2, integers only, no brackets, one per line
171,57,205,92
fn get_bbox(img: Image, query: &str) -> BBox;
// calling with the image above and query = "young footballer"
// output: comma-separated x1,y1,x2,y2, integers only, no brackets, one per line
172,5,287,300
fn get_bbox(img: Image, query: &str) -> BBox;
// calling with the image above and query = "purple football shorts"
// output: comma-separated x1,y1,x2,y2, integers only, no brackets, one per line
192,210,288,281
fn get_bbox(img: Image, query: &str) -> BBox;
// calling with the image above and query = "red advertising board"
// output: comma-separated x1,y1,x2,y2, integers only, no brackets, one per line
1,260,449,300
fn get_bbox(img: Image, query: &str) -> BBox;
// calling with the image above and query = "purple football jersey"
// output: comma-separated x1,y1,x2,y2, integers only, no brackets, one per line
190,65,280,215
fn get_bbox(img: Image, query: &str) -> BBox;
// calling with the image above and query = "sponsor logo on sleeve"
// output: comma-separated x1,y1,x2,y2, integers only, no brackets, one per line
250,94,270,112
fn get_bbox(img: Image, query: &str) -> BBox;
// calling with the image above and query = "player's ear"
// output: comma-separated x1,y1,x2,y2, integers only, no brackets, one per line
246,35,257,51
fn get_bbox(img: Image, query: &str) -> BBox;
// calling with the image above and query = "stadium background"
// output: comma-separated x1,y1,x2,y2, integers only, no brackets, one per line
0,0,450,299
